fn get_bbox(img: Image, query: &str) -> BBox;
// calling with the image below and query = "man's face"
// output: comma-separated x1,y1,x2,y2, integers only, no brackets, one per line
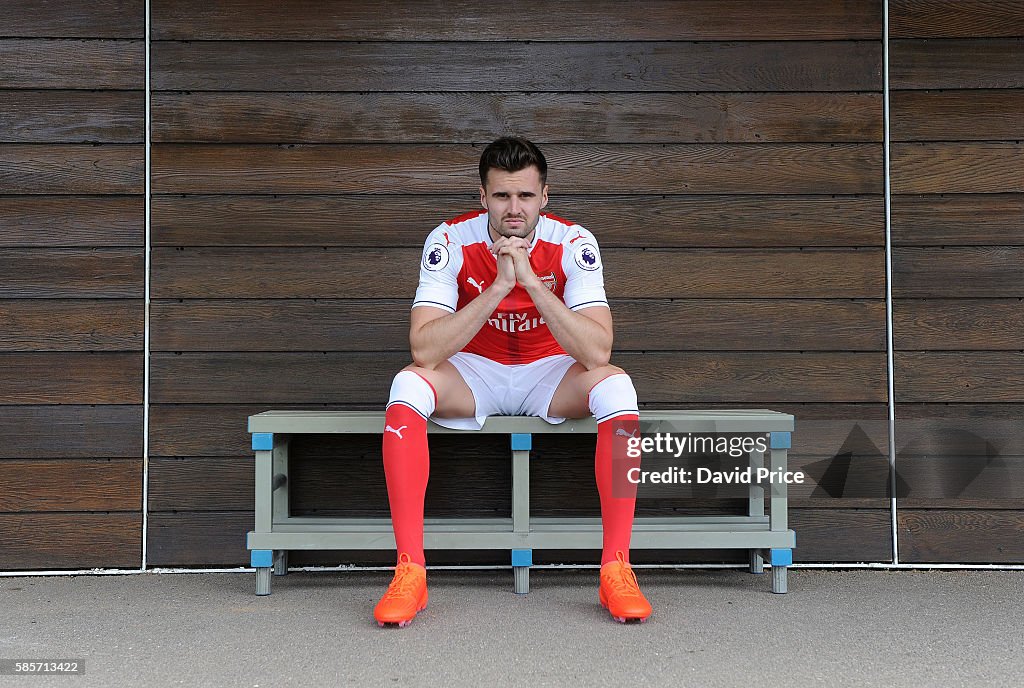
479,165,549,241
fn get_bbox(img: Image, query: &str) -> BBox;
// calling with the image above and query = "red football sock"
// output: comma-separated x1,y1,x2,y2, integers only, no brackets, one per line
382,403,430,567
595,413,641,565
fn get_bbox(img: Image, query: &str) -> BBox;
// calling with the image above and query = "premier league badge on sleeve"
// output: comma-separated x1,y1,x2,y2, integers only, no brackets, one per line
423,243,450,271
574,242,601,271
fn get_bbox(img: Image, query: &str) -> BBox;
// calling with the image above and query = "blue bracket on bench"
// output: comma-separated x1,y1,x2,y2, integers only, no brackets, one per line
252,433,274,451
511,433,532,451
511,549,533,567
769,432,791,449
769,548,792,567
251,549,274,568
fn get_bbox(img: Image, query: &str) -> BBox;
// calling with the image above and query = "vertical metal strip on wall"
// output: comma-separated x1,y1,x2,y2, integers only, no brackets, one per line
141,0,152,570
882,0,899,564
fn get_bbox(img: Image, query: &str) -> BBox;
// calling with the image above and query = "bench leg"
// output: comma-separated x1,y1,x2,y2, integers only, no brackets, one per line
252,549,274,596
514,566,530,594
512,549,532,594
273,550,288,576
750,550,764,574
772,566,788,594
256,567,273,596
766,548,792,594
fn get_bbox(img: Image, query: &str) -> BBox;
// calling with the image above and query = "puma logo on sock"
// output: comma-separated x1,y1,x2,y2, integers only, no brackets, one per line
385,425,408,439
615,428,639,438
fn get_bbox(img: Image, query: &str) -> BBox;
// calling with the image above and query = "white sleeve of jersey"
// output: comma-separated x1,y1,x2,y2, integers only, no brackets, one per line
561,226,609,311
412,224,463,313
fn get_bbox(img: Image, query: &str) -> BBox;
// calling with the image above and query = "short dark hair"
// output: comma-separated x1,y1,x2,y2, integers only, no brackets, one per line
478,136,548,187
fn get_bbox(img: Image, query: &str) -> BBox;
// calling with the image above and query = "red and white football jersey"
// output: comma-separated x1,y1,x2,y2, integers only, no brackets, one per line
413,210,608,365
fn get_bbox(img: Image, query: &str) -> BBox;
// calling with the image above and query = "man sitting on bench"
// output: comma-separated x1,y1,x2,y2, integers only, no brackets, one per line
376,136,650,626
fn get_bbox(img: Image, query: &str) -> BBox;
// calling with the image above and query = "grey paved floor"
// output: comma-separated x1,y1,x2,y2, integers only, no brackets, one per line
0,568,1020,687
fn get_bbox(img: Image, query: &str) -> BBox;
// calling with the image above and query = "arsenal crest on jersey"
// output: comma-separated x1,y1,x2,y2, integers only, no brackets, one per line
539,272,558,292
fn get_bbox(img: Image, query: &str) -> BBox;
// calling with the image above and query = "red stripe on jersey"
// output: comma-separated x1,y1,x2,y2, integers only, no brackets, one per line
541,211,576,227
445,209,487,225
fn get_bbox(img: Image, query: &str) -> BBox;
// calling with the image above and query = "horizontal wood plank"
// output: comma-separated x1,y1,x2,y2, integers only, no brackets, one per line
0,512,141,569
147,511,248,566
899,509,1024,563
890,194,1024,245
891,143,1024,194
152,0,881,41
0,299,143,351
0,353,142,404
149,351,887,404
152,92,882,144
151,194,883,248
890,1,1024,38
151,41,881,92
897,403,1024,451
890,90,1024,141
0,196,143,247
0,145,144,195
0,459,141,512
148,402,890,458
893,247,1024,298
148,457,254,511
896,353,1024,403
0,249,143,297
3,1,143,38
151,143,883,195
1,91,144,143
0,405,142,458
789,509,892,562
890,39,1024,89
150,248,884,299
0,39,143,89
895,455,1024,509
149,298,885,352
894,300,1024,350
149,404,264,458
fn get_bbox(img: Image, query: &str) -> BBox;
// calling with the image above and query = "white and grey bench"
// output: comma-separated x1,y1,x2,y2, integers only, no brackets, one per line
247,410,796,595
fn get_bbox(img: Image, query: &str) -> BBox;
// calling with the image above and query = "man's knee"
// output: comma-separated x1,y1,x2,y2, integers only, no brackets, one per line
587,368,638,421
388,369,437,418
397,362,476,419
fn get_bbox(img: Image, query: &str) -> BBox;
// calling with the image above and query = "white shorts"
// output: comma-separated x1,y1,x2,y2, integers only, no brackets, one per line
431,352,578,431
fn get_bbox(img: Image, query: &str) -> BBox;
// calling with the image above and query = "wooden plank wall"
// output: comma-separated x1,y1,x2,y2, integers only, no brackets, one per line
0,0,144,568
5,1,1018,570
889,1,1024,562
147,0,889,566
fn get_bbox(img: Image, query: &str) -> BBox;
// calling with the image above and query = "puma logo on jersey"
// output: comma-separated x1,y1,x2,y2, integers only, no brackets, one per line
385,425,408,439
615,428,639,438
467,277,485,294
443,232,455,246
569,231,585,244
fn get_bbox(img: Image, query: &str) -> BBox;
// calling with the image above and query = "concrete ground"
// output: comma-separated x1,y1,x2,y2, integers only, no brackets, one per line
0,567,1020,687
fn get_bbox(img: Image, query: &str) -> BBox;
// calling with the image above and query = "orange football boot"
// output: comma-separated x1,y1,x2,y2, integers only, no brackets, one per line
599,551,652,623
373,552,428,627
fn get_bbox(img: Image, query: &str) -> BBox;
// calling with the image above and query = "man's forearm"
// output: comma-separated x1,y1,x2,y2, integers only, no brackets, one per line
524,281,612,369
410,284,510,369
